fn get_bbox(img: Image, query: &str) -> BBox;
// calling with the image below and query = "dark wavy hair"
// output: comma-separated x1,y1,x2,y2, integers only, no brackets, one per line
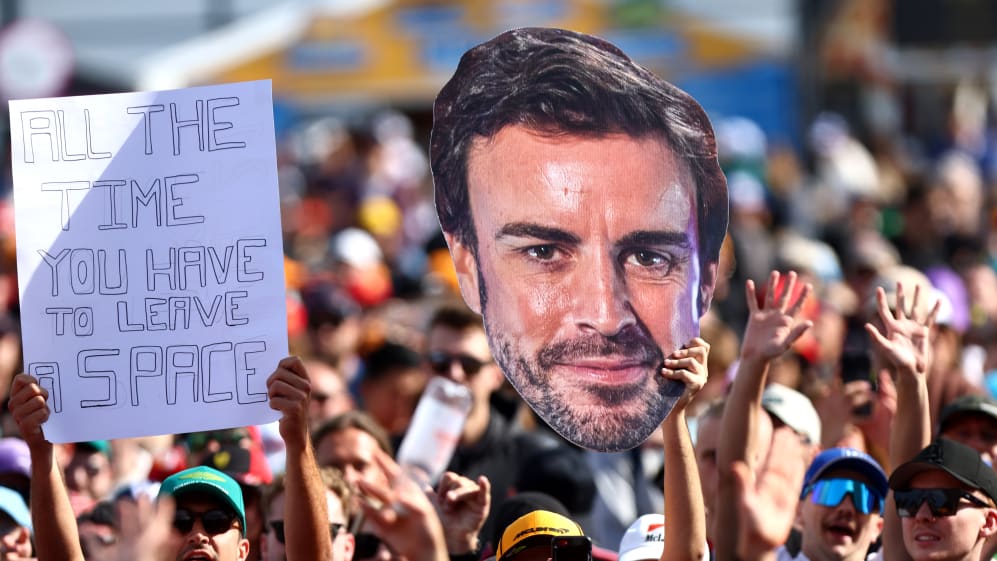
431,27,728,272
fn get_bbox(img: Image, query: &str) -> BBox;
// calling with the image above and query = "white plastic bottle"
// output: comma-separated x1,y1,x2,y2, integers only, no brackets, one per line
396,376,473,487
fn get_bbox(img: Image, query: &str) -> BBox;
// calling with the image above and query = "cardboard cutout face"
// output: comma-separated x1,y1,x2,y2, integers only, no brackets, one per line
431,27,728,451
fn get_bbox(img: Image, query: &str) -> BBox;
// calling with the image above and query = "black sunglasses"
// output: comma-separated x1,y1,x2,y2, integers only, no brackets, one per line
269,521,345,545
426,351,492,376
173,508,238,535
894,488,992,518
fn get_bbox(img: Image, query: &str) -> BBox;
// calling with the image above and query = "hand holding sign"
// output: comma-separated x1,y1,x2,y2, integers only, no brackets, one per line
10,80,287,442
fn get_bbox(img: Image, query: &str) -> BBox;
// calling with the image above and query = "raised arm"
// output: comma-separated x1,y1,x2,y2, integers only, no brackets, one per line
268,356,333,561
659,337,710,561
715,271,812,561
865,284,937,561
8,373,85,561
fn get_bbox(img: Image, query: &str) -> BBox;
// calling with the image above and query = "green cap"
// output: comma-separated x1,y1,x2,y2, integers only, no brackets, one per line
159,466,246,536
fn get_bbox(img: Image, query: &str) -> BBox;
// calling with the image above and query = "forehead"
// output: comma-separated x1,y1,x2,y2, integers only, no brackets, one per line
465,126,697,234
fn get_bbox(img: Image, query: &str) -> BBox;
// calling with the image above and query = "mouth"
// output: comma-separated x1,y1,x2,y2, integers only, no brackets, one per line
554,357,654,385
824,523,857,543
913,532,941,544
182,549,215,561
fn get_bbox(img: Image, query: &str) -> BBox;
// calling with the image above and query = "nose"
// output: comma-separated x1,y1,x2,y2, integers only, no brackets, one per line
574,252,635,336
444,360,467,384
914,501,935,521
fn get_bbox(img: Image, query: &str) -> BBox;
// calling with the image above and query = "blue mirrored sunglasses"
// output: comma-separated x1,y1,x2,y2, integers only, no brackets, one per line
807,478,884,515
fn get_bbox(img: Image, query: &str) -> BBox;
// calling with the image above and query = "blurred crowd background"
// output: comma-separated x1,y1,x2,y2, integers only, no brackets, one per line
0,0,996,554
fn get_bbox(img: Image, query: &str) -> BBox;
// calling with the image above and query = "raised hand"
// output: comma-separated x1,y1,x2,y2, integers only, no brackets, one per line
8,373,51,451
864,283,938,376
434,472,490,555
741,271,813,364
267,356,312,448
356,448,448,561
662,337,710,415
730,427,809,561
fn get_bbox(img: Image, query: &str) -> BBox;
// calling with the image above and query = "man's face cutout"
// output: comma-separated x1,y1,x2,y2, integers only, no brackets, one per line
433,28,727,452
445,126,718,451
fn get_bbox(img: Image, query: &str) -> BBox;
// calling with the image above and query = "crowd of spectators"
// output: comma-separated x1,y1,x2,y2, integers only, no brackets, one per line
1,76,997,561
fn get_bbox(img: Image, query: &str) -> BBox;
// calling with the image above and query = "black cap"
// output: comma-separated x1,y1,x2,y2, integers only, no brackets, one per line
889,438,997,504
938,394,997,433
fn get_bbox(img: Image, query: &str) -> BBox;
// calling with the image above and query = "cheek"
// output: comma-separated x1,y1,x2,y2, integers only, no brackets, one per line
632,282,699,353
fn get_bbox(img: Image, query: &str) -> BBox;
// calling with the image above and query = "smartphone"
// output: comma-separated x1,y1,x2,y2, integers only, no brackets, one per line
839,350,872,384
839,348,875,418
552,536,592,561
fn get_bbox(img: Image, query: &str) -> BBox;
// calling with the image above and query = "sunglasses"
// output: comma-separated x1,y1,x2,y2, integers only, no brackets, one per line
426,351,492,376
894,488,991,518
269,521,345,545
173,508,238,535
184,429,249,453
806,478,884,515
354,532,387,559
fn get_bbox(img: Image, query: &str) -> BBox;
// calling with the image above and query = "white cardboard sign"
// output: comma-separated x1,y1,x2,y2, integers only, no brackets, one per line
10,80,286,442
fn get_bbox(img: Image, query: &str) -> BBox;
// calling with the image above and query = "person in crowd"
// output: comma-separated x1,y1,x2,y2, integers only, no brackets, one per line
303,357,355,430
787,448,889,561
425,302,549,543
0,485,32,560
888,438,997,561
261,466,354,561
313,410,489,561
357,342,429,439
936,394,997,467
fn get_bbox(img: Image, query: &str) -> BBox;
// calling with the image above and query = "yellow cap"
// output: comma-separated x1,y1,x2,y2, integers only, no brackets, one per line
496,510,584,561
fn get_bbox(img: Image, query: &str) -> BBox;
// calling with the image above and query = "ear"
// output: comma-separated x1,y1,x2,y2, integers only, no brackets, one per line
239,537,251,561
979,508,997,539
444,232,482,314
698,261,719,318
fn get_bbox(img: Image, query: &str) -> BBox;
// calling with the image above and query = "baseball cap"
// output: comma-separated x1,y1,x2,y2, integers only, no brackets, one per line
0,438,31,477
802,448,888,500
762,384,822,445
158,466,247,536
618,514,665,561
0,486,31,532
938,394,997,433
889,438,997,504
496,510,584,561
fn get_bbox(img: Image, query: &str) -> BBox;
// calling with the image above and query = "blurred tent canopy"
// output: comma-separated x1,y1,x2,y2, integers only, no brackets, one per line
79,0,786,109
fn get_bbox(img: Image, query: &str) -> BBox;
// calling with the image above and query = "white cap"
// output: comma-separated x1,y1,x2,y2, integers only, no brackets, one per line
618,514,665,561
761,383,822,445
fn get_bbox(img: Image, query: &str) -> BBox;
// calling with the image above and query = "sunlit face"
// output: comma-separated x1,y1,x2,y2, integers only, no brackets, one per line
315,428,390,494
170,494,249,561
447,126,716,452
304,359,354,429
900,470,997,561
426,325,503,440
262,489,354,561
799,469,883,561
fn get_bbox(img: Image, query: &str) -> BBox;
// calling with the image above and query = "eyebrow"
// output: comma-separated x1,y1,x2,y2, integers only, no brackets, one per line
615,230,692,249
495,222,581,245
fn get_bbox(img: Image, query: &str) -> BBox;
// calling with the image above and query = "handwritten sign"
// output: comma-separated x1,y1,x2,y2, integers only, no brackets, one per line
10,80,287,442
